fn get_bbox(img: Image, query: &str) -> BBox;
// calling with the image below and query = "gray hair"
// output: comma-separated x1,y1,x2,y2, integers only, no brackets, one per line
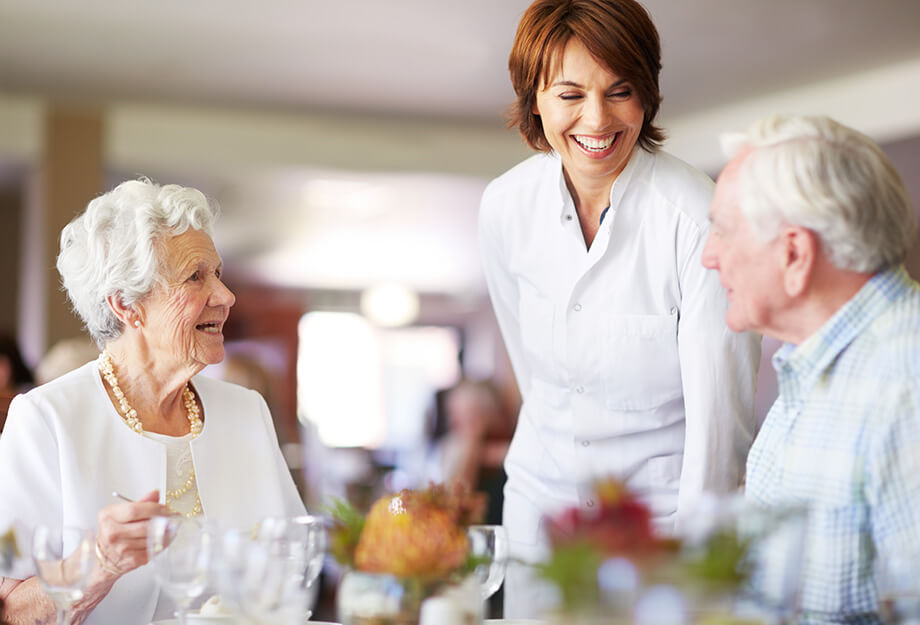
722,114,915,273
57,178,219,347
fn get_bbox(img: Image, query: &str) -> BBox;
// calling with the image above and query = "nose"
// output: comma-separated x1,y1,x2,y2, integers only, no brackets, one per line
701,232,719,271
583,94,607,128
210,276,236,309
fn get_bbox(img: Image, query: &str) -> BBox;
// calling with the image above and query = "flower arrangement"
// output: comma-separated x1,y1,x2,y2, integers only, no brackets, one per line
537,480,752,618
328,483,487,625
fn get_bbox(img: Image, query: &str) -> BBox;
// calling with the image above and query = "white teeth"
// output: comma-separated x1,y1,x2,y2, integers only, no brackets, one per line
197,323,220,334
574,134,616,150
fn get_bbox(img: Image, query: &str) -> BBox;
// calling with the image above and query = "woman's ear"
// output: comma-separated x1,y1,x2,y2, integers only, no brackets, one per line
106,295,143,329
779,226,818,297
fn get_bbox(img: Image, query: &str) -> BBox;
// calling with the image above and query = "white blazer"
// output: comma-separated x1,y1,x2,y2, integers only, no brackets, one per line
0,361,306,625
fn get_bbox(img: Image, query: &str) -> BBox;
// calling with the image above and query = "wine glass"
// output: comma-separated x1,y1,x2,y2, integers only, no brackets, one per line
147,516,213,625
219,528,315,625
678,494,808,624
254,515,326,590
31,525,95,625
467,524,509,601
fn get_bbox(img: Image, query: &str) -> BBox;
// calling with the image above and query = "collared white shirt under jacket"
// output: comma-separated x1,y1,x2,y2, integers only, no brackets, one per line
479,147,761,561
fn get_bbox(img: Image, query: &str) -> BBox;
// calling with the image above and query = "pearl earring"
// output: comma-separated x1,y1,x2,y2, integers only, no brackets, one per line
133,320,141,328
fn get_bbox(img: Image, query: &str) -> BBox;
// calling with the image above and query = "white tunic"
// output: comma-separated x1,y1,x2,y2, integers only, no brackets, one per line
478,147,760,572
0,361,306,625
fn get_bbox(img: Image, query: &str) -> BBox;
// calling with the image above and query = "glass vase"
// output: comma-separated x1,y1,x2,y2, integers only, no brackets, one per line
337,570,482,625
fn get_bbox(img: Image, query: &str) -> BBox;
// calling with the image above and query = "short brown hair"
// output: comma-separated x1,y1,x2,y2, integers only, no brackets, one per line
507,0,665,153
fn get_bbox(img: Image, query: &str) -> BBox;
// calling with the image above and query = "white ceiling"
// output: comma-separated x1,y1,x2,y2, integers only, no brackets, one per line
2,0,919,122
1,0,919,297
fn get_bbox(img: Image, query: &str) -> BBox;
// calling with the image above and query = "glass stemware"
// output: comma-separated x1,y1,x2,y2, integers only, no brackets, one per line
31,525,95,625
147,516,213,625
677,494,809,624
219,524,320,625
254,514,326,591
467,524,509,601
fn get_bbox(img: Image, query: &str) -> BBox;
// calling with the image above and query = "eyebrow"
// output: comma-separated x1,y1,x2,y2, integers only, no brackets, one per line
177,257,222,277
550,78,629,89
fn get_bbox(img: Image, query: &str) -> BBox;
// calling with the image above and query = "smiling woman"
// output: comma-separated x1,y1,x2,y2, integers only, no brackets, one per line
0,179,305,625
479,0,762,618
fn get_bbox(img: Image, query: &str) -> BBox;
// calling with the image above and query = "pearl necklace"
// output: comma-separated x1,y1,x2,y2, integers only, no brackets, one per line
98,350,203,517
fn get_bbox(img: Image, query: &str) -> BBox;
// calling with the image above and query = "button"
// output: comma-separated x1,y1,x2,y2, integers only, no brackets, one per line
581,440,590,447
565,214,573,221
669,306,678,315
575,386,584,394
573,303,582,312
586,500,595,508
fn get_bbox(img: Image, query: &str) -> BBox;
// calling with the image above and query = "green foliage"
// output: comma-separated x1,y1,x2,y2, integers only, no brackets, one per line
460,553,492,576
536,541,605,611
324,498,365,567
679,529,753,591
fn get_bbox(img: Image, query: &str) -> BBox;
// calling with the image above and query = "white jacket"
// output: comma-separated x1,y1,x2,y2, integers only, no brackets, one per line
0,361,305,625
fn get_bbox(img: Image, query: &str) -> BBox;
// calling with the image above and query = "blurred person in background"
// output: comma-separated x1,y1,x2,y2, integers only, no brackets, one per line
0,179,305,625
0,334,33,434
34,336,101,385
478,0,761,616
702,114,920,625
435,379,511,524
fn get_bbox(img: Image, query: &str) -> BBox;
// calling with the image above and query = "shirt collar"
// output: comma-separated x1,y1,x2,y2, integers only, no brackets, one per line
548,146,647,225
772,265,913,385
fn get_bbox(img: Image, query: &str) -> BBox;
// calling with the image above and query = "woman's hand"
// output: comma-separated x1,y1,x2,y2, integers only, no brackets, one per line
1,491,170,625
94,490,169,580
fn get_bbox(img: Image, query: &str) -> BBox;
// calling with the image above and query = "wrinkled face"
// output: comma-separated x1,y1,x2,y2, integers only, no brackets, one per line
702,155,785,335
139,229,235,371
533,38,644,189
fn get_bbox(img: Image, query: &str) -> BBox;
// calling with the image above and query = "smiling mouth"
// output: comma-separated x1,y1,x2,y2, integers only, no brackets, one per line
196,322,222,334
572,132,619,152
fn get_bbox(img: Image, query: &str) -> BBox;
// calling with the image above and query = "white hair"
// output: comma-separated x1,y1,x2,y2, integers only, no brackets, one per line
721,114,915,273
57,178,219,347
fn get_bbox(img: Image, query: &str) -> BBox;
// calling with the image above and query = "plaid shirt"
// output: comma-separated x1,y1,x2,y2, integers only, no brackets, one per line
746,265,920,625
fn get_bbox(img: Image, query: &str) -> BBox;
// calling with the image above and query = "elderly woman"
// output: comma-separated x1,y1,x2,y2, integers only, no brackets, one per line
478,0,762,616
0,179,305,625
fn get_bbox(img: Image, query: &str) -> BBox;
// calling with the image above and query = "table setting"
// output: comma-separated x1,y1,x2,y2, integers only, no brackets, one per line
0,479,833,625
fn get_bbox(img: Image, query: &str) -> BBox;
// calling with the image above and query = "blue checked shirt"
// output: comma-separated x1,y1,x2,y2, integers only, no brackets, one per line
746,266,920,625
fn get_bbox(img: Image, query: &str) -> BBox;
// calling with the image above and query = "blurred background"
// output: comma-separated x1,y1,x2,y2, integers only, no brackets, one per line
0,0,919,542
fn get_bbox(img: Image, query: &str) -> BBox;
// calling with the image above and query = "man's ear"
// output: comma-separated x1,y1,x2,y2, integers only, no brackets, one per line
779,226,818,297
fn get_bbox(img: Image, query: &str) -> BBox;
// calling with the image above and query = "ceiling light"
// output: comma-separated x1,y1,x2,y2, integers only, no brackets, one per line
360,283,419,327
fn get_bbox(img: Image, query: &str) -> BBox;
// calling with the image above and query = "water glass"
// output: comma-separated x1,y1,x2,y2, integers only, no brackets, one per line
219,528,314,625
31,526,95,625
467,524,509,601
148,516,213,625
254,514,326,588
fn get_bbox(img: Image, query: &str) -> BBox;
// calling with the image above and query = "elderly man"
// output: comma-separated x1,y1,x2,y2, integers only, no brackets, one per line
702,114,920,625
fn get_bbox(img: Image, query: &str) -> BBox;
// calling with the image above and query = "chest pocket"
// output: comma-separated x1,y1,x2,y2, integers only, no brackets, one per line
518,283,555,376
603,313,682,411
